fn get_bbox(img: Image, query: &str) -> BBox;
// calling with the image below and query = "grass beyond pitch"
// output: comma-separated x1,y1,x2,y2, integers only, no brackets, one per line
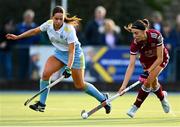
0,92,180,127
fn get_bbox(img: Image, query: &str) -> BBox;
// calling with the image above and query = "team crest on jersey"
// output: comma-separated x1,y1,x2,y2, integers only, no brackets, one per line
60,34,64,39
150,33,158,39
50,37,56,42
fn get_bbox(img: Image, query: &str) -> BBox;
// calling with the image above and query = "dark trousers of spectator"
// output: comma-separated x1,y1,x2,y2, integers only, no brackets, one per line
176,51,180,81
0,50,13,80
16,48,30,80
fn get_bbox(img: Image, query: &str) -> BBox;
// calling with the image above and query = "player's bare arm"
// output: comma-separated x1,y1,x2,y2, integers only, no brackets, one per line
6,27,41,40
119,54,136,93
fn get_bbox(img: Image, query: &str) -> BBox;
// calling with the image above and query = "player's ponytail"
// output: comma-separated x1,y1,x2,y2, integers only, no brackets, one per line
124,23,133,32
142,19,149,29
64,16,81,26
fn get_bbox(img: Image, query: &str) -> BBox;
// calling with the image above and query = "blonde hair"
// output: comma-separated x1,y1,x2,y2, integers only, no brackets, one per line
104,19,120,33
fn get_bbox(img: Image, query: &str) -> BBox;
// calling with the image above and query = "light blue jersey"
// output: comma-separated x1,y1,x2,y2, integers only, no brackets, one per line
40,20,85,69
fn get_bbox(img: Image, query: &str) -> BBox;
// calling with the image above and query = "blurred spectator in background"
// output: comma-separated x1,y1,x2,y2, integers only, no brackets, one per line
29,53,40,80
15,9,40,80
83,47,98,82
162,21,173,81
99,18,121,48
150,11,165,37
163,21,173,50
169,14,180,81
0,18,15,80
170,14,180,48
74,22,86,45
85,6,106,45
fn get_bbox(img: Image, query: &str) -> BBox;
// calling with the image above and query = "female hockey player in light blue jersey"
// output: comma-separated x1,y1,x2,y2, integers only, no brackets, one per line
6,6,111,114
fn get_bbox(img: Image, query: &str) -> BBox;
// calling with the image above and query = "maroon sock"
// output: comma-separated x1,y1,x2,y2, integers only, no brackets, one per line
153,85,164,101
134,87,149,108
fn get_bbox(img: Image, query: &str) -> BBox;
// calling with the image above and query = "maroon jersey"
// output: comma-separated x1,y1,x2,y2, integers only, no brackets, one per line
130,29,169,69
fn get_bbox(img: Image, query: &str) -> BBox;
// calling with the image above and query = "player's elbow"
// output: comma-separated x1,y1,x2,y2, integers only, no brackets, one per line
129,62,135,69
31,28,40,35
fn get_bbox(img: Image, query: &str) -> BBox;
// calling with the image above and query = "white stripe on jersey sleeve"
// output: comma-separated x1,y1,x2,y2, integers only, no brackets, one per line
130,51,137,55
157,42,163,46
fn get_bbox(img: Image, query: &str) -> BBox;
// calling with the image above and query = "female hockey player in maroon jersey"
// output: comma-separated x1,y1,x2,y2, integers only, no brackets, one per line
119,19,170,118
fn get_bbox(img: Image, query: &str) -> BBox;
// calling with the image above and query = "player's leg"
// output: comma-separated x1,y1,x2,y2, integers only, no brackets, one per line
29,56,64,112
151,66,170,113
127,82,151,118
71,68,111,114
127,69,160,118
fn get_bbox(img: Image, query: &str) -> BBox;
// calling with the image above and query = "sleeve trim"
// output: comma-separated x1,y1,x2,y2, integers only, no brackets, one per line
130,51,137,55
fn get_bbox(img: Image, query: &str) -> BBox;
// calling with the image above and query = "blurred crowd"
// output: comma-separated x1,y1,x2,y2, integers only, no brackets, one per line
0,6,180,81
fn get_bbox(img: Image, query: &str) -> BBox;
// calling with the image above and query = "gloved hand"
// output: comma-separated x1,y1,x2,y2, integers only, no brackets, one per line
139,71,149,84
63,66,72,78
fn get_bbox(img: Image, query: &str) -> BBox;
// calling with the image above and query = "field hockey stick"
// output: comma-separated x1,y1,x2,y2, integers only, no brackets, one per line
81,81,141,119
24,75,65,106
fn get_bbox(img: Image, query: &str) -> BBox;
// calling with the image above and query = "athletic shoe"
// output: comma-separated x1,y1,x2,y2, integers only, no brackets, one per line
102,93,111,114
127,105,138,118
29,101,46,112
161,91,170,113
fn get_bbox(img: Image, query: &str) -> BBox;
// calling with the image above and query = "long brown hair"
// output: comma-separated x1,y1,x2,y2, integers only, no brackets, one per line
124,19,150,32
52,6,81,26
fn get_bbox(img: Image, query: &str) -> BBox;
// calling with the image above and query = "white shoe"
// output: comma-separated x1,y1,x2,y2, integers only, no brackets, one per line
161,91,170,113
127,105,138,118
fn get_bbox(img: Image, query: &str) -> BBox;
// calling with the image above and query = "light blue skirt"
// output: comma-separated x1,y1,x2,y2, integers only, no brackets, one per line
54,44,85,69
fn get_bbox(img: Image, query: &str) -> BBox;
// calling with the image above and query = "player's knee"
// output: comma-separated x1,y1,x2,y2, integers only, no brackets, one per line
146,78,155,85
42,71,51,80
144,81,150,87
151,79,159,91
74,83,84,90
141,84,151,92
